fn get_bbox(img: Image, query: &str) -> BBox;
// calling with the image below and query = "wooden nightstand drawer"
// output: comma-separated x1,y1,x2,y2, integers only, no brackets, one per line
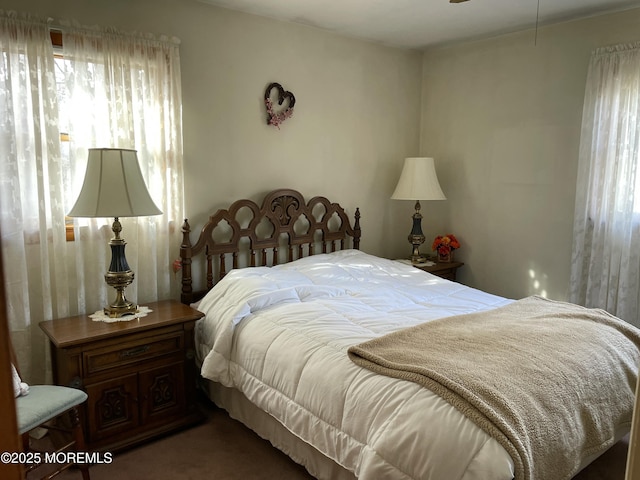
84,330,184,375
412,259,464,281
433,268,457,281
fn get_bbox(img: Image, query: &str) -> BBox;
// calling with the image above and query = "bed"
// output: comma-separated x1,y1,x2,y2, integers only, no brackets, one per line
180,188,640,480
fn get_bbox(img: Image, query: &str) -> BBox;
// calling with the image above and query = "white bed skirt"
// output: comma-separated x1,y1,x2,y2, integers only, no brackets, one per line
205,379,356,480
204,378,628,480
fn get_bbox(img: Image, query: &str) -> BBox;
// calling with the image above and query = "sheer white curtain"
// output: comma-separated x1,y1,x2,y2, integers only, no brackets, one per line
0,12,184,382
570,42,640,326
60,23,184,317
0,12,67,383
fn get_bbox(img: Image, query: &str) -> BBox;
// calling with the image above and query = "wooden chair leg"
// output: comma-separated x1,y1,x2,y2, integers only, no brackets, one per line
21,432,30,480
68,407,90,480
21,432,30,452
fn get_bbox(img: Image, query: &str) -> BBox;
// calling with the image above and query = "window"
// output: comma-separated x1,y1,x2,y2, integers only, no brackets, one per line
51,31,76,240
570,42,640,326
1,12,184,382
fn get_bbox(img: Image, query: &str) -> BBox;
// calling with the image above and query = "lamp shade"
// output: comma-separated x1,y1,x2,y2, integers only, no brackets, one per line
391,157,446,201
68,148,162,218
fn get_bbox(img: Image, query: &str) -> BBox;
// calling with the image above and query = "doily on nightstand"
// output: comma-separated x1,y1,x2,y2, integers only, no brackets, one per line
395,258,436,267
90,306,153,323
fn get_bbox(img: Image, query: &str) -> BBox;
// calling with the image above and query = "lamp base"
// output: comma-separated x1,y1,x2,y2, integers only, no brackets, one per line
104,302,138,318
410,254,428,264
104,269,137,318
410,241,427,264
407,221,427,263
408,202,427,264
103,219,138,318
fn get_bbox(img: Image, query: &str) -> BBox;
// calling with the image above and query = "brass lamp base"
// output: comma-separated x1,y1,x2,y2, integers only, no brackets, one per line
104,270,138,317
103,218,138,318
407,200,427,264
104,302,138,318
409,242,427,264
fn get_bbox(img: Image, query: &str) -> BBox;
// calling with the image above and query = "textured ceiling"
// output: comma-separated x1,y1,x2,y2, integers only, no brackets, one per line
197,0,640,49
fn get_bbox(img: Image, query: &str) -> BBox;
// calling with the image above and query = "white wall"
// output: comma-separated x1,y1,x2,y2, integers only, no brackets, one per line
5,0,640,302
419,8,640,300
1,0,423,259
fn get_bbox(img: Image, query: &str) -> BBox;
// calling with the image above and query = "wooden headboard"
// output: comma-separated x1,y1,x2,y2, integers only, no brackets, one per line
180,188,361,304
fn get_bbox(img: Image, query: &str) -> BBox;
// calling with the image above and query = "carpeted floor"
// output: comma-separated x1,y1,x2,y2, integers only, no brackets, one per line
37,396,629,480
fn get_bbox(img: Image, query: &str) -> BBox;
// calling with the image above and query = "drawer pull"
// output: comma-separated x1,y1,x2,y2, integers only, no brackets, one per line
120,345,151,358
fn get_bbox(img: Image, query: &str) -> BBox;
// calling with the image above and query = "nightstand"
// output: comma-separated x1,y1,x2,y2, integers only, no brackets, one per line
414,259,464,281
39,299,204,452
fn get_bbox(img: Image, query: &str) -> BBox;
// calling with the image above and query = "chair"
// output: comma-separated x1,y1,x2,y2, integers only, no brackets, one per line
11,343,91,480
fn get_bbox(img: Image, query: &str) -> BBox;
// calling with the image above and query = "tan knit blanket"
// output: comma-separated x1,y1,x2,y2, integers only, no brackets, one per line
348,296,640,480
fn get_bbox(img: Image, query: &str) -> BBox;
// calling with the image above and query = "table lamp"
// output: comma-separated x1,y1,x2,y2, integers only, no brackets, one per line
68,148,162,317
391,157,446,263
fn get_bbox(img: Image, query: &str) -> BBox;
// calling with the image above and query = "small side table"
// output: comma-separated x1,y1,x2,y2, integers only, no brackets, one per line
39,299,204,452
413,259,464,281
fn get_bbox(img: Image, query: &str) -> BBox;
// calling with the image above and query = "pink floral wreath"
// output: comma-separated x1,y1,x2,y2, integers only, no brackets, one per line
264,82,296,130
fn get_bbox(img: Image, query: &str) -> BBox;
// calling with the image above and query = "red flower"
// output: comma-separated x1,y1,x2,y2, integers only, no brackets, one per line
432,234,460,254
172,259,182,273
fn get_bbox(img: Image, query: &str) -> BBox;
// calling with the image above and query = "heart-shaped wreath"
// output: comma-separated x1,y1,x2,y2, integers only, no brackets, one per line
264,82,296,129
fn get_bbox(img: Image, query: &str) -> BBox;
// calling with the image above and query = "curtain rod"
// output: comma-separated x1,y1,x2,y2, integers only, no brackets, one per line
53,19,181,46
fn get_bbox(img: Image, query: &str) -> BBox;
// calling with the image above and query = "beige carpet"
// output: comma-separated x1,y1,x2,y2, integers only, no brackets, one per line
38,396,628,480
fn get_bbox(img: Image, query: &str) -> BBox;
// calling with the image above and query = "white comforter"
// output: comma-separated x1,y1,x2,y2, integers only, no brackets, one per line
195,250,515,480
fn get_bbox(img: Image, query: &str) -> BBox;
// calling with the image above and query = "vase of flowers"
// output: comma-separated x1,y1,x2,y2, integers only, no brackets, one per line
432,234,460,263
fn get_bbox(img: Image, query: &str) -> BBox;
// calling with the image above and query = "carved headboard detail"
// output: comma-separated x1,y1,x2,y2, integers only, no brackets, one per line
180,188,361,304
